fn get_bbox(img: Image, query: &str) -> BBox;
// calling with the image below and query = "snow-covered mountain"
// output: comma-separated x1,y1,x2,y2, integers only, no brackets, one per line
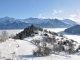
40,19,70,28
24,17,44,24
64,25,80,34
62,19,77,26
0,17,31,29
0,17,76,29
24,18,71,28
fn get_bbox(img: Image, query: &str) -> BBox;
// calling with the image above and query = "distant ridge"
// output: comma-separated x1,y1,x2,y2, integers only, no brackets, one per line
0,17,77,29
64,25,80,34
62,19,77,26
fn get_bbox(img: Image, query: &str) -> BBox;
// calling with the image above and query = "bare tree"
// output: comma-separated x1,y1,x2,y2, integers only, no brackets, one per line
0,35,3,43
0,31,9,42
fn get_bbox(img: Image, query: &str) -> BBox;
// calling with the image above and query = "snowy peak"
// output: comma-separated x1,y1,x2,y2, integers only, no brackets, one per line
39,19,71,28
0,17,23,24
0,17,30,29
24,17,43,24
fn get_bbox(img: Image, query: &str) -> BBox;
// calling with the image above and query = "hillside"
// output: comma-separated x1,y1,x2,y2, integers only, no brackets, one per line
0,25,80,60
14,25,80,54
64,25,80,34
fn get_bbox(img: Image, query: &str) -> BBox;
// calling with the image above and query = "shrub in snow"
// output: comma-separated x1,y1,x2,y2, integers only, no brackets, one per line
33,47,52,56
38,27,43,31
44,29,48,33
41,41,47,47
68,43,77,54
32,40,40,45
59,34,65,37
43,37,56,44
63,41,78,54
53,44,64,53
10,34,15,39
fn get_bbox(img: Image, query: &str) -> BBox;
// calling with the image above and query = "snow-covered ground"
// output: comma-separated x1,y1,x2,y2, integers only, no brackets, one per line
0,38,80,60
0,28,80,60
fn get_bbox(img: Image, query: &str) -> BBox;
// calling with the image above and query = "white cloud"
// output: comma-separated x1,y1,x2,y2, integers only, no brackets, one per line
58,10,63,13
38,14,46,19
69,12,80,23
53,10,63,15
37,10,80,24
53,10,58,14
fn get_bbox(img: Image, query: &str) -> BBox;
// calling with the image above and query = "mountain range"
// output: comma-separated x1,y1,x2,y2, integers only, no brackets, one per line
62,19,77,26
0,17,77,29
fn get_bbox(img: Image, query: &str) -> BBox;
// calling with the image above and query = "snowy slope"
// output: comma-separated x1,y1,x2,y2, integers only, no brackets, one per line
0,38,37,60
0,27,80,60
0,36,80,60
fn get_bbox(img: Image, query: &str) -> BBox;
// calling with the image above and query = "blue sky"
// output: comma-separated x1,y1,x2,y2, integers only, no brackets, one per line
0,0,80,22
